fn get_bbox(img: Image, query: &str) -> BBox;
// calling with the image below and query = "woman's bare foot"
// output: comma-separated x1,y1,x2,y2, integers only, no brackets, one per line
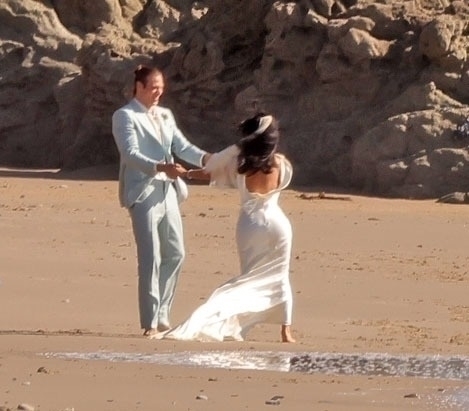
281,325,296,343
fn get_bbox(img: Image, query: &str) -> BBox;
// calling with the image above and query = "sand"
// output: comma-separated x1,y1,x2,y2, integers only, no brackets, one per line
0,166,468,411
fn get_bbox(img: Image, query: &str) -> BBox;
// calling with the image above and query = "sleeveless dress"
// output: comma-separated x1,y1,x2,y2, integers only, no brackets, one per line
160,146,294,342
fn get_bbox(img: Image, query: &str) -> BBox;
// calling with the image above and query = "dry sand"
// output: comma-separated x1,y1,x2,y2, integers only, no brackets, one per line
0,167,468,411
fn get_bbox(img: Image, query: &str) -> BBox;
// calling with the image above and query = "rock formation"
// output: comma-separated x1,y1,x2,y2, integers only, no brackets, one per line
0,0,468,198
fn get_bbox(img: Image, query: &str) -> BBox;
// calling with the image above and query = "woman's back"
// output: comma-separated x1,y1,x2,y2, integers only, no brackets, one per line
238,155,291,219
244,163,280,194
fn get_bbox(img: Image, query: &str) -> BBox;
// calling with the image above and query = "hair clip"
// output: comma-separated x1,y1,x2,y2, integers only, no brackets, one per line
254,115,273,135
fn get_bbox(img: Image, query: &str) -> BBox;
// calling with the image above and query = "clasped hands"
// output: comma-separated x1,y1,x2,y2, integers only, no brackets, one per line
156,154,211,180
156,163,187,179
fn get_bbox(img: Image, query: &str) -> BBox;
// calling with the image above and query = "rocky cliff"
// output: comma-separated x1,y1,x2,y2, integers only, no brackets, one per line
1,0,468,198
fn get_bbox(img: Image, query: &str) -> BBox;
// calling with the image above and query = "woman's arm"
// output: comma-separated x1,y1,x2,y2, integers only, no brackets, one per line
185,145,240,187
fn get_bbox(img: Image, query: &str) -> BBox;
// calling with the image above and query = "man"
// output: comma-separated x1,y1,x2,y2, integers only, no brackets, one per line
112,65,209,337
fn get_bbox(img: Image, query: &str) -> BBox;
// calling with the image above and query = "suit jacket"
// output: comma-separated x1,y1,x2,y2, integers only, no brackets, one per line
112,98,207,208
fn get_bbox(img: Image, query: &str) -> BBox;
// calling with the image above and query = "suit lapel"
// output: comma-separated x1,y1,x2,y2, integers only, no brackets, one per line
129,99,161,143
138,111,159,139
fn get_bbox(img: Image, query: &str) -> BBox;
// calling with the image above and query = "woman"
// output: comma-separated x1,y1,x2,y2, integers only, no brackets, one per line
158,113,295,343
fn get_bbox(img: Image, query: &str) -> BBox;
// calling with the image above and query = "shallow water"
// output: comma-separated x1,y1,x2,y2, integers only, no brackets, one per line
45,350,469,380
289,352,469,380
44,350,469,409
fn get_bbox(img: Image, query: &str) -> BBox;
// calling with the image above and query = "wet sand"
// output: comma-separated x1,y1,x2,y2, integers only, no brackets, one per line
0,167,468,410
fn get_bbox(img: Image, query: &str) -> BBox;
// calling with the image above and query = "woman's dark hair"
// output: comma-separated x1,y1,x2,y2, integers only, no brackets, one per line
133,65,162,95
237,113,279,175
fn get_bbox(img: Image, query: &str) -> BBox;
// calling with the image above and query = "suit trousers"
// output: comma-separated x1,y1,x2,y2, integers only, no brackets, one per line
128,183,185,330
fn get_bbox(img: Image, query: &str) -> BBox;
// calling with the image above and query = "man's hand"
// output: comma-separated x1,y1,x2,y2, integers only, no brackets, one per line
158,163,187,179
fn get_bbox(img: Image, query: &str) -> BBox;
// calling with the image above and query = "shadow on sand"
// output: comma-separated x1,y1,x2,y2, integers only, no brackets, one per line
0,164,119,181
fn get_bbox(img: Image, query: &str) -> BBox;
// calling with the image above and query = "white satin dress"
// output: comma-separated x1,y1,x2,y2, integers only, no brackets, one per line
161,147,294,342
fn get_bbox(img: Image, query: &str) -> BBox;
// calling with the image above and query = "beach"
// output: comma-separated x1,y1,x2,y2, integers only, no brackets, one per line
0,167,468,411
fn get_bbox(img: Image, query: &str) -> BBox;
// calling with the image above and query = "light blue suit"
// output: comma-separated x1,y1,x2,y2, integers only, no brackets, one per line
112,98,206,330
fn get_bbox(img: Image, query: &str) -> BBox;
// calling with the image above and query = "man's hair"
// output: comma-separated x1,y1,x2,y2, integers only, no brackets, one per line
133,65,162,95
